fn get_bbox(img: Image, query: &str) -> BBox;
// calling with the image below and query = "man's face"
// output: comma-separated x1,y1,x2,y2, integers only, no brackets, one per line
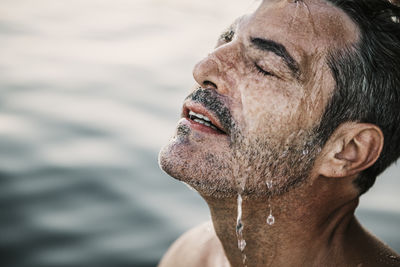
159,0,358,198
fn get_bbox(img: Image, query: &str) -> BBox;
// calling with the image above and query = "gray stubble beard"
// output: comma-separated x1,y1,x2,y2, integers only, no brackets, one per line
228,126,322,199
160,87,323,199
161,121,322,199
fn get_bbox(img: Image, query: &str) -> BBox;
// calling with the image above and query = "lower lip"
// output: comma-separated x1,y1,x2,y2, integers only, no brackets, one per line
179,118,225,135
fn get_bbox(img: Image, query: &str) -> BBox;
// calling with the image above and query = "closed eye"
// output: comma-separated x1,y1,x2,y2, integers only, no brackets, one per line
255,63,274,77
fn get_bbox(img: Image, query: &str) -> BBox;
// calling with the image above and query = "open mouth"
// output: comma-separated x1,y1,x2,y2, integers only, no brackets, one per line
184,105,227,135
189,110,219,131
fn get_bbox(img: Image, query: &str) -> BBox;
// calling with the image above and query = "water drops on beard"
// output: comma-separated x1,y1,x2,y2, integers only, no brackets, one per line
266,180,273,190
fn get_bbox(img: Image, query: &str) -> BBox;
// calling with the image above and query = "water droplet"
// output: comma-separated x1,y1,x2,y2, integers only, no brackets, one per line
238,239,247,251
267,214,275,225
302,149,309,155
266,180,273,189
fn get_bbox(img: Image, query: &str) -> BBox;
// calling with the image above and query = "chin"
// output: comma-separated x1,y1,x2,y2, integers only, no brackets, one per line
158,123,237,198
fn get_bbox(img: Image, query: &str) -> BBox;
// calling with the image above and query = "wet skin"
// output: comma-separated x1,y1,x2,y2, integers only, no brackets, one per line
159,0,400,266
159,0,358,197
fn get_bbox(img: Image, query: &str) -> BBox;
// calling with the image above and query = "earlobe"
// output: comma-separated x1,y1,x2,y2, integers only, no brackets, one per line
317,123,384,178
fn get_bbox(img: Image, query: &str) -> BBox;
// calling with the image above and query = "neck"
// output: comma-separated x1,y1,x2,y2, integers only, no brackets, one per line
202,177,359,267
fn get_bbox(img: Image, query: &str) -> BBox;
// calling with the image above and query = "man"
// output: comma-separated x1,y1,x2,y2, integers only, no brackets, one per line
158,0,400,266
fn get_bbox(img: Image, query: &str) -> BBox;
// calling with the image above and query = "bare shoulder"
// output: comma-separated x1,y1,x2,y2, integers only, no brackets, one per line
361,230,400,267
347,219,400,267
158,221,229,267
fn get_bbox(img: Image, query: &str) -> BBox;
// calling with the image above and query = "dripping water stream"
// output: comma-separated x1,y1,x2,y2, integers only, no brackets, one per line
236,193,247,266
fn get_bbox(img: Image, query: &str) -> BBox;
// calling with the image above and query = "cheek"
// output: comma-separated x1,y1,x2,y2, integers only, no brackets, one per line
238,79,304,135
296,63,334,129
296,88,324,128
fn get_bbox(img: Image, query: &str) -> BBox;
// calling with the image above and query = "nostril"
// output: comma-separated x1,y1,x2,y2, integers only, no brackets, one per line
203,80,218,89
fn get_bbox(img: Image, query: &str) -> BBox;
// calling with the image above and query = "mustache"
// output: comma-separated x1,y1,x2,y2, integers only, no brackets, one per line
185,88,235,134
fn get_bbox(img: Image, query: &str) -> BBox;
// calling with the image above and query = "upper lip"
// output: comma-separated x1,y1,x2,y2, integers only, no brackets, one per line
183,102,227,134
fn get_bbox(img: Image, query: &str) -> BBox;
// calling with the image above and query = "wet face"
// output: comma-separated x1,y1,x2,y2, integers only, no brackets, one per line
159,0,359,198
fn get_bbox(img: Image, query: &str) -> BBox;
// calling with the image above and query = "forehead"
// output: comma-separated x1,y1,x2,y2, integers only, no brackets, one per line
237,0,359,63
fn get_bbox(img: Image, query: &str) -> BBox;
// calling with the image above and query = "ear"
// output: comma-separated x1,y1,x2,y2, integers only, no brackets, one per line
317,123,384,178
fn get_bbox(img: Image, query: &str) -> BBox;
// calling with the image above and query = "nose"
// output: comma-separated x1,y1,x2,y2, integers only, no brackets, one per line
192,46,235,95
193,56,220,91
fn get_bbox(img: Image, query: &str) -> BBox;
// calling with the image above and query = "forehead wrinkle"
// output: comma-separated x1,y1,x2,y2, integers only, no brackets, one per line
255,0,359,48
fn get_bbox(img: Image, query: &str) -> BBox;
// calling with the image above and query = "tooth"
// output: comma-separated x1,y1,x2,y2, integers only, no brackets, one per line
189,110,216,128
189,110,211,121
194,119,204,124
198,114,207,120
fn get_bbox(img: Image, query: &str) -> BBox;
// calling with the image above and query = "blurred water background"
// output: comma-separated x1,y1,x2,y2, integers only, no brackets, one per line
0,0,399,266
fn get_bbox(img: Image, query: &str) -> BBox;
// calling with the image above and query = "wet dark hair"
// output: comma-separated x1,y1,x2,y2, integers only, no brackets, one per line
316,0,400,194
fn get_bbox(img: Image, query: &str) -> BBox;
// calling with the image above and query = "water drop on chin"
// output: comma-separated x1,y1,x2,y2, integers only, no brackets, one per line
267,214,275,225
266,180,272,190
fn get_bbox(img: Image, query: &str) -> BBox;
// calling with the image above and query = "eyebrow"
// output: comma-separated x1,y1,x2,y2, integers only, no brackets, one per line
250,37,301,79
